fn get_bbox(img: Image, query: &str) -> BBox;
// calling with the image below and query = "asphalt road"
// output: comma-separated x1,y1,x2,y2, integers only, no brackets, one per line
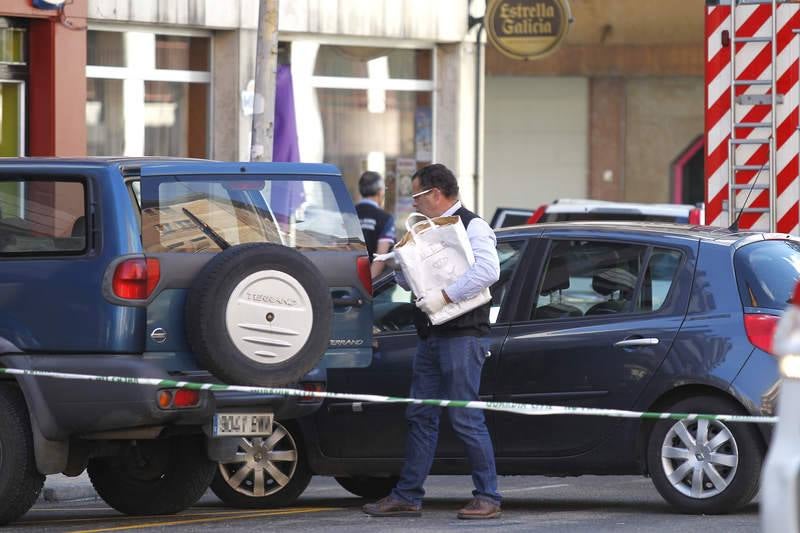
10,475,760,532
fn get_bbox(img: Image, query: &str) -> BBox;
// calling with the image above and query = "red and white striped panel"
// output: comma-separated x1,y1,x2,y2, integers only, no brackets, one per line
705,3,799,233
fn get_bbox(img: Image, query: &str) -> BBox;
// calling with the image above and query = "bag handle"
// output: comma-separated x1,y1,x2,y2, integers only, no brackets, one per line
405,212,435,237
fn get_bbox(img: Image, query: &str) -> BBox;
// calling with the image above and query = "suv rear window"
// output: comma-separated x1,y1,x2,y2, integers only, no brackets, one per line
139,176,365,253
735,240,800,310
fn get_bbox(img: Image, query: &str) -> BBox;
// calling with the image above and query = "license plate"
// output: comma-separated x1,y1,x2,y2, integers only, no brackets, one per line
212,413,273,437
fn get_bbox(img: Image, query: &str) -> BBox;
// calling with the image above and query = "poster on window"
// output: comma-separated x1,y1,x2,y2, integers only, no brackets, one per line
415,108,432,162
394,157,418,238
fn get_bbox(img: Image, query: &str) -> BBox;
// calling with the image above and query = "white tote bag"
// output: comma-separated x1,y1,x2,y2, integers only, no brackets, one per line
392,213,491,325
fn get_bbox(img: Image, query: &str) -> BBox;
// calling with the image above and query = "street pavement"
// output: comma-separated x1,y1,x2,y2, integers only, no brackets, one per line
15,474,759,532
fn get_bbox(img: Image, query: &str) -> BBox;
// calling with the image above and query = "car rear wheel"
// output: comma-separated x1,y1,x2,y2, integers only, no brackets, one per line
0,384,44,525
210,421,311,508
87,436,216,516
186,243,332,387
335,476,399,499
646,395,763,514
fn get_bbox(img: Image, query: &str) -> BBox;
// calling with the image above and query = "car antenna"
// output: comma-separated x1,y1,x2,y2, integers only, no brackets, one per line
728,140,771,232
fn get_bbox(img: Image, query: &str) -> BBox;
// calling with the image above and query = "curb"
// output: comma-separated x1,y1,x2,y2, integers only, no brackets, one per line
40,474,99,503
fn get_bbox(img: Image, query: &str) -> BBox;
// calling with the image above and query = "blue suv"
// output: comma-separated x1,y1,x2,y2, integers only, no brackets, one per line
0,158,372,523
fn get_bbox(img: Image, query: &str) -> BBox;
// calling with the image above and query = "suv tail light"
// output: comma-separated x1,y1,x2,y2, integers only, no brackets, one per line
744,313,779,355
526,204,547,225
112,258,161,300
357,256,372,296
157,388,201,409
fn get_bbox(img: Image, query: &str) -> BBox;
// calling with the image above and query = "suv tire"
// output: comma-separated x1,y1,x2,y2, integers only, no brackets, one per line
0,384,44,526
335,476,399,499
210,420,311,508
87,436,216,515
646,395,762,514
186,243,332,387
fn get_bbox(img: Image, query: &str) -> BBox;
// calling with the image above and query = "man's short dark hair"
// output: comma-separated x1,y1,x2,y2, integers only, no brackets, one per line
359,171,384,197
412,164,459,198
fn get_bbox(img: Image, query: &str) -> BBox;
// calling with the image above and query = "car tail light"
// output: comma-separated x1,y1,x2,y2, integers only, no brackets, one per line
357,256,372,296
112,258,160,300
744,313,779,355
526,204,547,224
157,388,201,409
299,382,326,403
689,207,702,225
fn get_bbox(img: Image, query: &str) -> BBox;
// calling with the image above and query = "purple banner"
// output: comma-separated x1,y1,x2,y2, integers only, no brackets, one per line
271,64,304,222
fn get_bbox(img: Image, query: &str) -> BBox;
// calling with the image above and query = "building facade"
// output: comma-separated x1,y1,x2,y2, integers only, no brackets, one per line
483,0,706,217
0,0,87,158
0,0,709,224
85,0,479,229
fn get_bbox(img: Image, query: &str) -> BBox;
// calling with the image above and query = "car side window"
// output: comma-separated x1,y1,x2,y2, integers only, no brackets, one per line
531,239,647,320
0,179,87,255
490,240,525,323
636,248,682,312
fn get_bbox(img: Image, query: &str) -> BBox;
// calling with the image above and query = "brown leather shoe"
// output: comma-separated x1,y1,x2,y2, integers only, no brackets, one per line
362,496,422,517
457,497,502,519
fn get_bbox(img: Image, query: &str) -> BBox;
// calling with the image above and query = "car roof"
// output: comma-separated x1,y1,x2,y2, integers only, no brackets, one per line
546,199,696,216
0,157,341,176
495,220,795,245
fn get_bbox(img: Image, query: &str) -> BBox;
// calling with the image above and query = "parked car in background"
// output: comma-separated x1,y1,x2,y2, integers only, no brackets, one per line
0,159,373,523
490,199,705,229
245,222,792,514
761,281,800,533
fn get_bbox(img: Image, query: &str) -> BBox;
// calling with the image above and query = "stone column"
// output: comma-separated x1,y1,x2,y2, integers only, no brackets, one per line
588,77,625,201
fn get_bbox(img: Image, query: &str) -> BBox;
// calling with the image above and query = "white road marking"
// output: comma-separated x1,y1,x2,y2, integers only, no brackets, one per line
502,483,570,493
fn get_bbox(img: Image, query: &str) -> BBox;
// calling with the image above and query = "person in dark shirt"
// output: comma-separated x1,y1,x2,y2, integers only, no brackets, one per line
355,171,396,278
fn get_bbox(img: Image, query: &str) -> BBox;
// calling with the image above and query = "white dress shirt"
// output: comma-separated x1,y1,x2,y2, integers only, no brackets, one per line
396,201,500,303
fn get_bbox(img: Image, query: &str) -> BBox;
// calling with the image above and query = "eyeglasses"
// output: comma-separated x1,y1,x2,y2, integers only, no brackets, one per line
411,188,435,199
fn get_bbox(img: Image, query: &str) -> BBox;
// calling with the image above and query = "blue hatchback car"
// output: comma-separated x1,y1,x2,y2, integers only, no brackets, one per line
0,158,372,522
281,222,795,515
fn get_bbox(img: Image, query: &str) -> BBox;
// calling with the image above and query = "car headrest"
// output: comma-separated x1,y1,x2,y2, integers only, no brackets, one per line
541,256,570,295
592,267,637,296
71,216,86,238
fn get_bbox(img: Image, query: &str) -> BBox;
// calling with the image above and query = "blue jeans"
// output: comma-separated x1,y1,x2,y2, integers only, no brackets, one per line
390,335,501,506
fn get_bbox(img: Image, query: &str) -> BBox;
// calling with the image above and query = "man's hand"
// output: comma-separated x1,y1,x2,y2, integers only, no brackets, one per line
416,289,450,316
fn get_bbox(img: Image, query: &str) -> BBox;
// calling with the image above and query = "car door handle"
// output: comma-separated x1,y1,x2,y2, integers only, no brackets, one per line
614,337,659,347
333,296,364,307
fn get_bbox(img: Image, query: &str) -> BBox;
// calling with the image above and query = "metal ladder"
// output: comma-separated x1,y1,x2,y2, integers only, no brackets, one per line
727,0,779,231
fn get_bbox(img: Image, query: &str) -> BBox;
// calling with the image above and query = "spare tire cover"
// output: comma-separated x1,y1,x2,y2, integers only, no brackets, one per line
186,243,332,387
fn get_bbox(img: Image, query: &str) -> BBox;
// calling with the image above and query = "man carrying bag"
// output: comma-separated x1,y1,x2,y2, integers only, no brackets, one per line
363,164,502,520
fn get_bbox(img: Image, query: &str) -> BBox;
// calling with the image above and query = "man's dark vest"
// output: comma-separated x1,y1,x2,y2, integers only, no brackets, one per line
412,206,492,339
356,201,392,260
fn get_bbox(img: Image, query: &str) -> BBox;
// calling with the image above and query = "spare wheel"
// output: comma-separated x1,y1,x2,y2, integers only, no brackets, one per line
186,243,332,387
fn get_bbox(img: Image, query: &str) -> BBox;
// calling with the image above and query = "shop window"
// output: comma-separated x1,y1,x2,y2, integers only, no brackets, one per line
293,43,434,238
86,30,210,158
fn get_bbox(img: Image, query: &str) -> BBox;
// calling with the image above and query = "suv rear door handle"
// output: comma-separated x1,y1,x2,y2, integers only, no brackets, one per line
614,337,659,347
333,296,364,307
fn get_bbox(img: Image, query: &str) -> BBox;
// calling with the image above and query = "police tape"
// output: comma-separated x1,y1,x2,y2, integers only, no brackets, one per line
0,367,779,424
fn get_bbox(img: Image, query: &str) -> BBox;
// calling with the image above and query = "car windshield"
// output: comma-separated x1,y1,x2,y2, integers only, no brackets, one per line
138,176,365,253
735,240,800,310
